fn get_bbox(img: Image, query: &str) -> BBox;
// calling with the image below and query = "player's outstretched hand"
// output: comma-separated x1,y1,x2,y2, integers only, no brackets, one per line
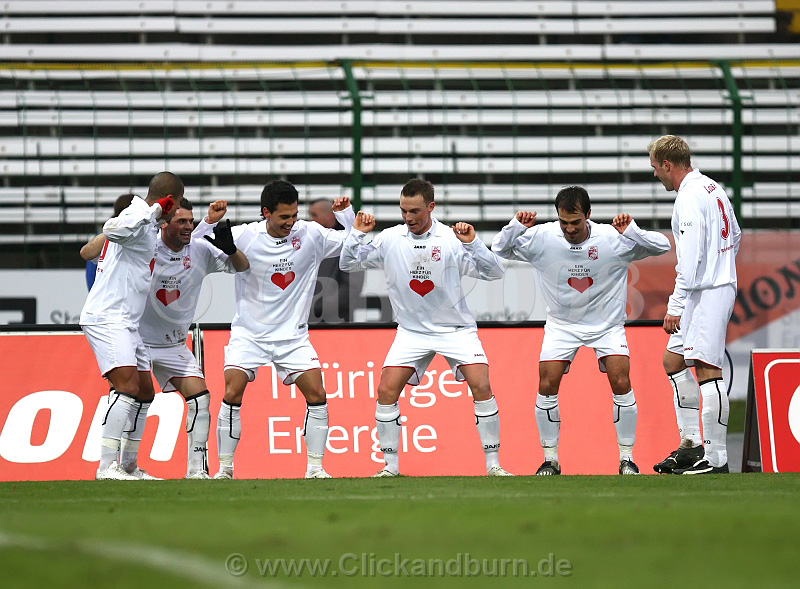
663,313,681,335
204,219,237,255
353,211,376,233
333,196,351,212
612,213,633,234
207,200,228,224
156,196,175,219
452,222,476,243
515,211,537,228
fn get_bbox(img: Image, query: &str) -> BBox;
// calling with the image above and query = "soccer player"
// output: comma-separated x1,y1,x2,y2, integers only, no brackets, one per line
339,178,513,478
79,172,181,480
215,180,354,479
648,135,741,475
84,199,250,479
492,186,670,476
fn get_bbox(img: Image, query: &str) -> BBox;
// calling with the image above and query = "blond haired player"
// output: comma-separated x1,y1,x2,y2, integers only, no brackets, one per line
492,186,670,475
215,180,354,479
80,172,181,480
340,178,512,478
649,135,741,475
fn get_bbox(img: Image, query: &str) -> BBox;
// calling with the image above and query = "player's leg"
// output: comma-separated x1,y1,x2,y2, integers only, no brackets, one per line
674,286,735,474
215,368,249,479
99,365,142,480
84,325,147,480
602,355,639,475
171,376,211,479
118,370,161,479
292,369,331,478
653,323,704,474
458,363,511,477
535,360,567,475
690,361,729,473
373,366,413,477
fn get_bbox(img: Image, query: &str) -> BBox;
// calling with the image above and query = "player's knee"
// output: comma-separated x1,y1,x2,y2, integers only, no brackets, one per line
224,388,244,404
470,382,493,401
610,376,631,395
377,384,400,405
303,388,326,405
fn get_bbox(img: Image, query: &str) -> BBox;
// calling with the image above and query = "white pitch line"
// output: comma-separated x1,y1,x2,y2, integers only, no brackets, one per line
0,530,291,589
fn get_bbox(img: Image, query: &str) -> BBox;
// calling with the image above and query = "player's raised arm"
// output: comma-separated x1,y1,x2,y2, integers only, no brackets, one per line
455,222,505,281
491,211,537,262
332,196,355,229
203,219,249,272
339,211,383,272
206,200,228,224
612,213,671,260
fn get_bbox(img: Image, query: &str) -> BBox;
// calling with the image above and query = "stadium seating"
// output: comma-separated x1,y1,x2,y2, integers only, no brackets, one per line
0,0,797,250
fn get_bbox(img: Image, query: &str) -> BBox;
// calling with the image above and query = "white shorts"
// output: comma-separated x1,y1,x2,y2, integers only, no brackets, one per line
667,284,735,369
540,322,629,374
82,324,150,377
148,344,205,393
383,327,488,386
224,332,321,384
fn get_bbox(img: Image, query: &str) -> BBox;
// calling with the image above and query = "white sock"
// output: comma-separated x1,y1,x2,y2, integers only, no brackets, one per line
217,400,241,470
99,392,137,471
535,393,560,463
186,391,210,475
700,378,729,467
375,402,401,473
304,403,329,473
474,396,501,471
120,400,151,471
668,368,701,447
613,390,637,461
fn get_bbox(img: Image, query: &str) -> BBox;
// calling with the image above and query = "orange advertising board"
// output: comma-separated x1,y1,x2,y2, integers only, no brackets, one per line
1,326,681,480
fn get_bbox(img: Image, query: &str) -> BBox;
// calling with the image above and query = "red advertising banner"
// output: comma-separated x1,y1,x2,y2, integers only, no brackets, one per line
0,327,680,480
751,350,800,473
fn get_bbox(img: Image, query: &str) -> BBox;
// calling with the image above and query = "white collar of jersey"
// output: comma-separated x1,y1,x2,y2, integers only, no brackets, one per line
678,168,702,191
257,219,301,240
406,216,438,239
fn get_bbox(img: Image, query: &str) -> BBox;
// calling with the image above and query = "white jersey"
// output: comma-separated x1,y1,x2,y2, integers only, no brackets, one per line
79,196,162,328
667,168,741,316
340,217,505,334
139,219,236,347
492,218,670,332
230,207,354,341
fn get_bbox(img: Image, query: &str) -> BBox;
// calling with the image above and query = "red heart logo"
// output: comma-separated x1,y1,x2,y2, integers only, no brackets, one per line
156,288,181,306
271,272,296,290
409,279,434,297
567,277,593,293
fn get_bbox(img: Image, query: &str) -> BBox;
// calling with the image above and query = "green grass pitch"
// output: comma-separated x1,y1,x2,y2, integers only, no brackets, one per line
1,474,798,588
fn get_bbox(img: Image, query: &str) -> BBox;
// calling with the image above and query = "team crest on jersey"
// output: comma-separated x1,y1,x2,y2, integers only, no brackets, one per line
588,246,598,261
431,246,441,262
292,236,301,250
183,255,191,269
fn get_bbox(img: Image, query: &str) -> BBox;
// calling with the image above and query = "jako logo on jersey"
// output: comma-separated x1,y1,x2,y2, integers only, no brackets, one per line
413,245,426,249
588,246,598,261
276,239,287,244
292,236,301,250
570,246,582,250
183,255,191,269
149,258,155,275
705,184,716,194
432,246,441,262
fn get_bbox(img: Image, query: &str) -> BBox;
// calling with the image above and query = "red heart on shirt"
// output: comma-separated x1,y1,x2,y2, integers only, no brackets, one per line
567,277,593,293
156,289,181,306
409,279,434,297
271,272,296,290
